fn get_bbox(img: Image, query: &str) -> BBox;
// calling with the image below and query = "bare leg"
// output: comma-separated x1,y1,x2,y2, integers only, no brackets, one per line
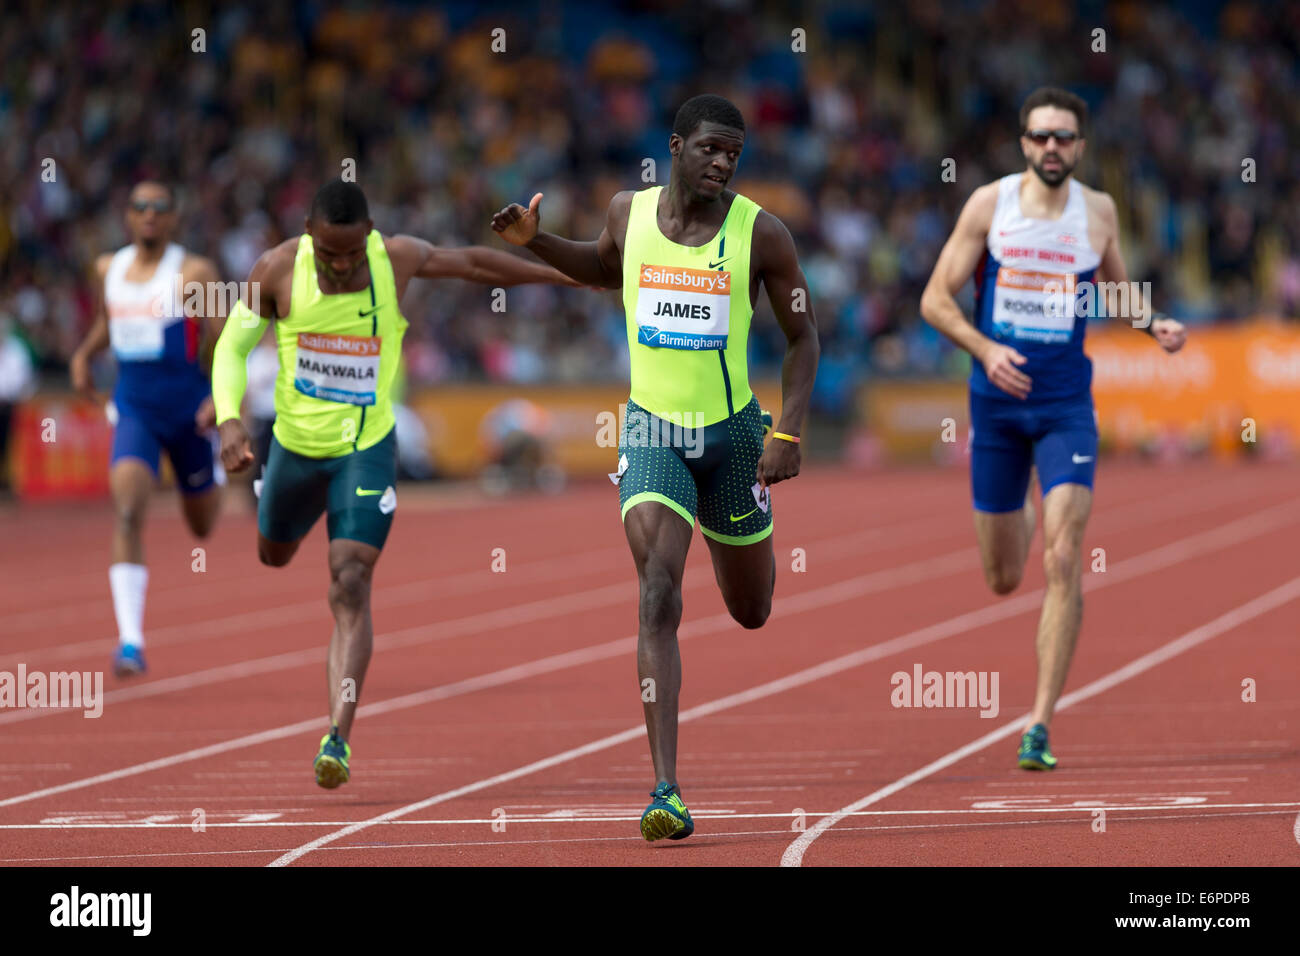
110,459,154,565
624,503,693,788
973,486,1037,595
702,533,774,630
325,538,381,741
1027,483,1092,730
179,487,221,539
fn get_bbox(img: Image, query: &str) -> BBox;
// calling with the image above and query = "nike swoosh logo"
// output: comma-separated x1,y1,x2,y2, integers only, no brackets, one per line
357,305,382,318
355,486,383,496
709,258,730,269
1072,454,1093,464
730,508,759,522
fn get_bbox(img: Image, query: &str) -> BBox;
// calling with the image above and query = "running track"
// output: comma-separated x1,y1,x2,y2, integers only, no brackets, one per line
1,460,1296,866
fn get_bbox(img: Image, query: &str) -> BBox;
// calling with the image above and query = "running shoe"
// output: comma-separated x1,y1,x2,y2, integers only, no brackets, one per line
760,408,774,439
1017,722,1058,770
640,781,694,841
112,644,146,677
314,725,352,789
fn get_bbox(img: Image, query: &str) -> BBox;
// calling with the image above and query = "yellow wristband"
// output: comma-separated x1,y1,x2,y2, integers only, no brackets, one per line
773,431,800,444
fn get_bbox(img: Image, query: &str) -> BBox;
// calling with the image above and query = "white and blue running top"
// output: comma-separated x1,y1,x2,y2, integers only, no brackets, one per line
970,173,1103,401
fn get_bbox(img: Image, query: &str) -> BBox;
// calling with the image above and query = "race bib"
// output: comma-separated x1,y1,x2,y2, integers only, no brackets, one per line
109,316,165,361
293,332,381,405
636,264,730,350
991,268,1077,345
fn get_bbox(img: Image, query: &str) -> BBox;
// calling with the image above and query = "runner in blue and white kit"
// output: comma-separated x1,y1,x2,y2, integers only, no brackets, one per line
70,181,228,677
920,87,1186,770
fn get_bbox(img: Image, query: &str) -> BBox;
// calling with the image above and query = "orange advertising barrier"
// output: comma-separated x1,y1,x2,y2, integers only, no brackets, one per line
409,382,785,478
11,397,114,499
1088,320,1299,456
857,321,1300,462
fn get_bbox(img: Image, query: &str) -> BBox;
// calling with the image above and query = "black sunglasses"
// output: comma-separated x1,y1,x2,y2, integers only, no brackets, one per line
1024,128,1080,145
130,198,173,213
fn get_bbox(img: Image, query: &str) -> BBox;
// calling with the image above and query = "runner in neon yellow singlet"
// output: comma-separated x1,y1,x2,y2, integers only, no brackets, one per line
493,95,820,841
211,180,573,789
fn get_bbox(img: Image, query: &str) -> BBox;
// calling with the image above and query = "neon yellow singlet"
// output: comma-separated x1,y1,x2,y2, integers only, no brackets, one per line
272,230,408,458
622,186,762,426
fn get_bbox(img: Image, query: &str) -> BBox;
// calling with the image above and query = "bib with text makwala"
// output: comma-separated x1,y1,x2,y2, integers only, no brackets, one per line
293,332,381,405
991,267,1077,345
636,264,731,350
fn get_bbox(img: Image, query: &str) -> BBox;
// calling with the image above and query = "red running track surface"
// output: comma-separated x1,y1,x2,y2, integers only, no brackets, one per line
0,460,1297,866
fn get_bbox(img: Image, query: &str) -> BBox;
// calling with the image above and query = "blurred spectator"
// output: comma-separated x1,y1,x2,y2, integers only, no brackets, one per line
2,0,1297,424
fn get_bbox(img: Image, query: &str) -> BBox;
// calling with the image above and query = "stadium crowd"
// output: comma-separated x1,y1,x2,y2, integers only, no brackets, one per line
2,0,1298,419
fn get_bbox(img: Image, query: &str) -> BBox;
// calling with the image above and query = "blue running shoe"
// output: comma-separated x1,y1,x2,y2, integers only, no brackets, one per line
1017,723,1058,770
314,725,352,789
640,781,694,841
113,644,146,678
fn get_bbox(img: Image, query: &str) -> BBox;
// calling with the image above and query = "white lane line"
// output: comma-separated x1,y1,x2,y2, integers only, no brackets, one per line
267,502,1300,866
12,808,1298,865
8,801,1300,830
0,472,1229,666
0,544,979,808
780,573,1300,866
0,472,1243,725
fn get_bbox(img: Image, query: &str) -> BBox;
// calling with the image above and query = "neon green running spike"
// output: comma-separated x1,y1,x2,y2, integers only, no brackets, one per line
314,725,352,789
1017,722,1058,771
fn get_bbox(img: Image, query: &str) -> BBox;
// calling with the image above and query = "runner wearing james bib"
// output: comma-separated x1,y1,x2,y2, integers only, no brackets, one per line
492,95,820,842
618,185,771,544
213,179,575,789
969,172,1102,513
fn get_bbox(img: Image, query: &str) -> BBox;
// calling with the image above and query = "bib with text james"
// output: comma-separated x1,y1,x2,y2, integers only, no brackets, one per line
636,264,731,351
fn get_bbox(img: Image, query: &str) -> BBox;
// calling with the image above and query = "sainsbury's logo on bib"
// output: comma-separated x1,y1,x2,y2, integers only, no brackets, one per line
636,263,731,350
294,332,381,405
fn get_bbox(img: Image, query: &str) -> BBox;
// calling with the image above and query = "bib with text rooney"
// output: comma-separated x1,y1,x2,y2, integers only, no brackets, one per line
636,264,731,350
991,268,1078,344
294,332,381,405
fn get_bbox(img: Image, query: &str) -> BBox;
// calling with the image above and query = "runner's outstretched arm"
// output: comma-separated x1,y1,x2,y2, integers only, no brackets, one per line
392,233,578,287
491,191,626,289
1091,195,1186,353
754,210,819,486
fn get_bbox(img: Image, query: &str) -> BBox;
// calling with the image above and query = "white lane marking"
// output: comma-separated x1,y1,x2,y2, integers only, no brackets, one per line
10,808,1297,865
0,472,1231,665
0,544,981,808
780,573,1300,866
7,801,1299,830
268,503,1300,866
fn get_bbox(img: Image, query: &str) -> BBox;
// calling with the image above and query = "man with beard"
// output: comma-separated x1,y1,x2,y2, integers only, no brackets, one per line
70,181,226,677
919,87,1186,770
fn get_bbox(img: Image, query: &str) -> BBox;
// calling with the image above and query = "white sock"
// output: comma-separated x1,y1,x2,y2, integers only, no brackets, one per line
109,563,148,648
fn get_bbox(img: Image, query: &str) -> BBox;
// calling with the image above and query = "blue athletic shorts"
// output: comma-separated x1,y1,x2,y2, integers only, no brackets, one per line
110,403,219,496
969,391,1098,513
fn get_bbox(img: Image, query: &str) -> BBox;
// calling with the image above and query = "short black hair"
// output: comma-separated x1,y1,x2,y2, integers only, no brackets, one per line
672,94,745,140
309,180,370,224
1019,86,1088,136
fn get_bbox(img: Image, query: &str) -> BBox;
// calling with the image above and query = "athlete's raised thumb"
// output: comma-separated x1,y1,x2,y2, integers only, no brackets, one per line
528,192,543,215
